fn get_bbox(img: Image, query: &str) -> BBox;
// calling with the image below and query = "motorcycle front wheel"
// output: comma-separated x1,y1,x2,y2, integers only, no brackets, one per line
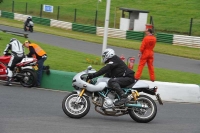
128,95,157,123
62,92,90,119
24,26,27,31
20,69,37,87
29,26,33,32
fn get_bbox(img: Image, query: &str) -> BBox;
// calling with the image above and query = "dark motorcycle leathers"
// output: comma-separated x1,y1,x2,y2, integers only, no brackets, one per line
91,55,135,100
24,18,32,27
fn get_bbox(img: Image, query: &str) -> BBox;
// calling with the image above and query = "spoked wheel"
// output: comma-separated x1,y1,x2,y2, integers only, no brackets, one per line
128,95,157,123
20,69,37,87
62,92,90,119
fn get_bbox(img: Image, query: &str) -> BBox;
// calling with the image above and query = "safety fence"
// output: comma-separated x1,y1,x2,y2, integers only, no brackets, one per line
1,1,200,36
1,11,200,48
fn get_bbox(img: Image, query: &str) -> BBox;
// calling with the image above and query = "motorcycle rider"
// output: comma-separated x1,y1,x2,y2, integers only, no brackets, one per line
24,16,32,30
3,38,25,86
87,48,135,106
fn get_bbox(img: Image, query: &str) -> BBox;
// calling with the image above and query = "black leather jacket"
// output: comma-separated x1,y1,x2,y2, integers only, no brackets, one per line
94,55,135,78
25,18,32,26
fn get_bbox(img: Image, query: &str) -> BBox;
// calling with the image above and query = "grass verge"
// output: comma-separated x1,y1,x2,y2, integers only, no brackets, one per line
0,17,200,60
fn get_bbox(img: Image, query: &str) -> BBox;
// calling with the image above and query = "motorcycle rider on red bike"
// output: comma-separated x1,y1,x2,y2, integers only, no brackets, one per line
3,38,25,86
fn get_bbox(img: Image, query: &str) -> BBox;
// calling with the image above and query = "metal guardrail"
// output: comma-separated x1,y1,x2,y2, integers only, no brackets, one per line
0,29,28,38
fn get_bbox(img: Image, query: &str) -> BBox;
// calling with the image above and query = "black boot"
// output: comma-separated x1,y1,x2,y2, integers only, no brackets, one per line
44,65,50,75
4,77,12,86
114,94,128,106
113,86,128,106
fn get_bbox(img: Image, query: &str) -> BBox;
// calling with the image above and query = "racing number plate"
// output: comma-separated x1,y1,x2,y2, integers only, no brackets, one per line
33,66,38,70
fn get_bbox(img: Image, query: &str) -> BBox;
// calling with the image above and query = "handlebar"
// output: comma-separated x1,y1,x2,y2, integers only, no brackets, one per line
4,53,11,56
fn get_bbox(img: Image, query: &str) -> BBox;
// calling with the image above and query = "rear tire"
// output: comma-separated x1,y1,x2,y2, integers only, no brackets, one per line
128,95,157,123
62,92,90,119
20,69,37,87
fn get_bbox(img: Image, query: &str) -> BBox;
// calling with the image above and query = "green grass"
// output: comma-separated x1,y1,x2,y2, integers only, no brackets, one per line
0,31,200,84
1,0,200,35
0,17,200,60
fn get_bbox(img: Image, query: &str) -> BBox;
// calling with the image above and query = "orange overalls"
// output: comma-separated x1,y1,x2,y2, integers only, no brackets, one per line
135,35,156,81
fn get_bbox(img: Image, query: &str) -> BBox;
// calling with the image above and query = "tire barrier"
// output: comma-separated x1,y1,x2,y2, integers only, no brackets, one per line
40,70,200,103
143,80,200,103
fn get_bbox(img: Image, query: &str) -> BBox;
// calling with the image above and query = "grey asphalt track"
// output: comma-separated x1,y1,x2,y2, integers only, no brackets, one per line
0,25,200,74
0,84,200,133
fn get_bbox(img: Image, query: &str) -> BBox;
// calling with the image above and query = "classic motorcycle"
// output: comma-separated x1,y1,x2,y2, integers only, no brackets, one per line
0,54,37,87
24,21,34,32
62,66,163,123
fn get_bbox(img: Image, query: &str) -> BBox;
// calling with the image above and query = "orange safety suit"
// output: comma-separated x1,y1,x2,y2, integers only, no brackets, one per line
28,43,46,59
135,34,156,81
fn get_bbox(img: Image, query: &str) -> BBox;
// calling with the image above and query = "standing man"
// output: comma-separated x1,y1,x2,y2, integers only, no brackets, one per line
23,40,49,87
3,38,25,86
135,29,157,82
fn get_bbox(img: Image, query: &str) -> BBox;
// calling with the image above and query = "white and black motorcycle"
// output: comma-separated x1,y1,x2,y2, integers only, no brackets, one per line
62,66,163,123
24,21,34,32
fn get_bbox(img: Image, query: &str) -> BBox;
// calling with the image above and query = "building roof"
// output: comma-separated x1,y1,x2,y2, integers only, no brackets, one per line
119,7,149,13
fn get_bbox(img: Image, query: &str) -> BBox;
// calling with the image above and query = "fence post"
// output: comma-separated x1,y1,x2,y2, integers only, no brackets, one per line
74,8,77,23
150,16,152,24
40,4,43,17
12,1,14,13
189,18,193,36
150,16,155,34
94,10,98,26
25,2,28,14
57,6,60,20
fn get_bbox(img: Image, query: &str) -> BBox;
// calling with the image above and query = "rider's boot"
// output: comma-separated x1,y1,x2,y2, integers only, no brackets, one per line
46,65,50,75
113,86,128,106
4,77,12,86
43,65,50,75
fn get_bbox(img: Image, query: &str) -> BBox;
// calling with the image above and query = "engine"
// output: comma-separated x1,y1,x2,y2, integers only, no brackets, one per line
92,91,117,109
103,91,116,109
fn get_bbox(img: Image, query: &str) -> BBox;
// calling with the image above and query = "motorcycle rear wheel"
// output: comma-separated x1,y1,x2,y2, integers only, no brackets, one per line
128,95,157,123
20,69,37,87
62,92,90,119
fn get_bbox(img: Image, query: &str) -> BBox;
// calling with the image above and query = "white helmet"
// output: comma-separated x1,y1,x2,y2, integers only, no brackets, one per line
10,38,16,42
102,48,115,63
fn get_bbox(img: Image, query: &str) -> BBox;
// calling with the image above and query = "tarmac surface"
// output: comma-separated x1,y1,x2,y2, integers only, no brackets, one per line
0,84,200,133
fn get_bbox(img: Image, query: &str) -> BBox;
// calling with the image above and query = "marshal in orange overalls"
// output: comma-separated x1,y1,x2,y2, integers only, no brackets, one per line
135,30,156,81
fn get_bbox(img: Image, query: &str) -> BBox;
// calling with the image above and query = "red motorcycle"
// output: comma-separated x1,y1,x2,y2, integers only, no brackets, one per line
0,54,38,87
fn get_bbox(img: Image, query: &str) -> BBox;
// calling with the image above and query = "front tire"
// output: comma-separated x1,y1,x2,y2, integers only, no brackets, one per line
62,92,90,119
128,95,157,123
24,26,27,31
20,69,37,87
29,26,33,32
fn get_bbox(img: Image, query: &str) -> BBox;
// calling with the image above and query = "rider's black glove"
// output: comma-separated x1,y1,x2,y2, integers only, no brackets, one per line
87,73,95,79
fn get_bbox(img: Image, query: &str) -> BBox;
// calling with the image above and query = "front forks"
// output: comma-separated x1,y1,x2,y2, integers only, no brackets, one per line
74,88,86,103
